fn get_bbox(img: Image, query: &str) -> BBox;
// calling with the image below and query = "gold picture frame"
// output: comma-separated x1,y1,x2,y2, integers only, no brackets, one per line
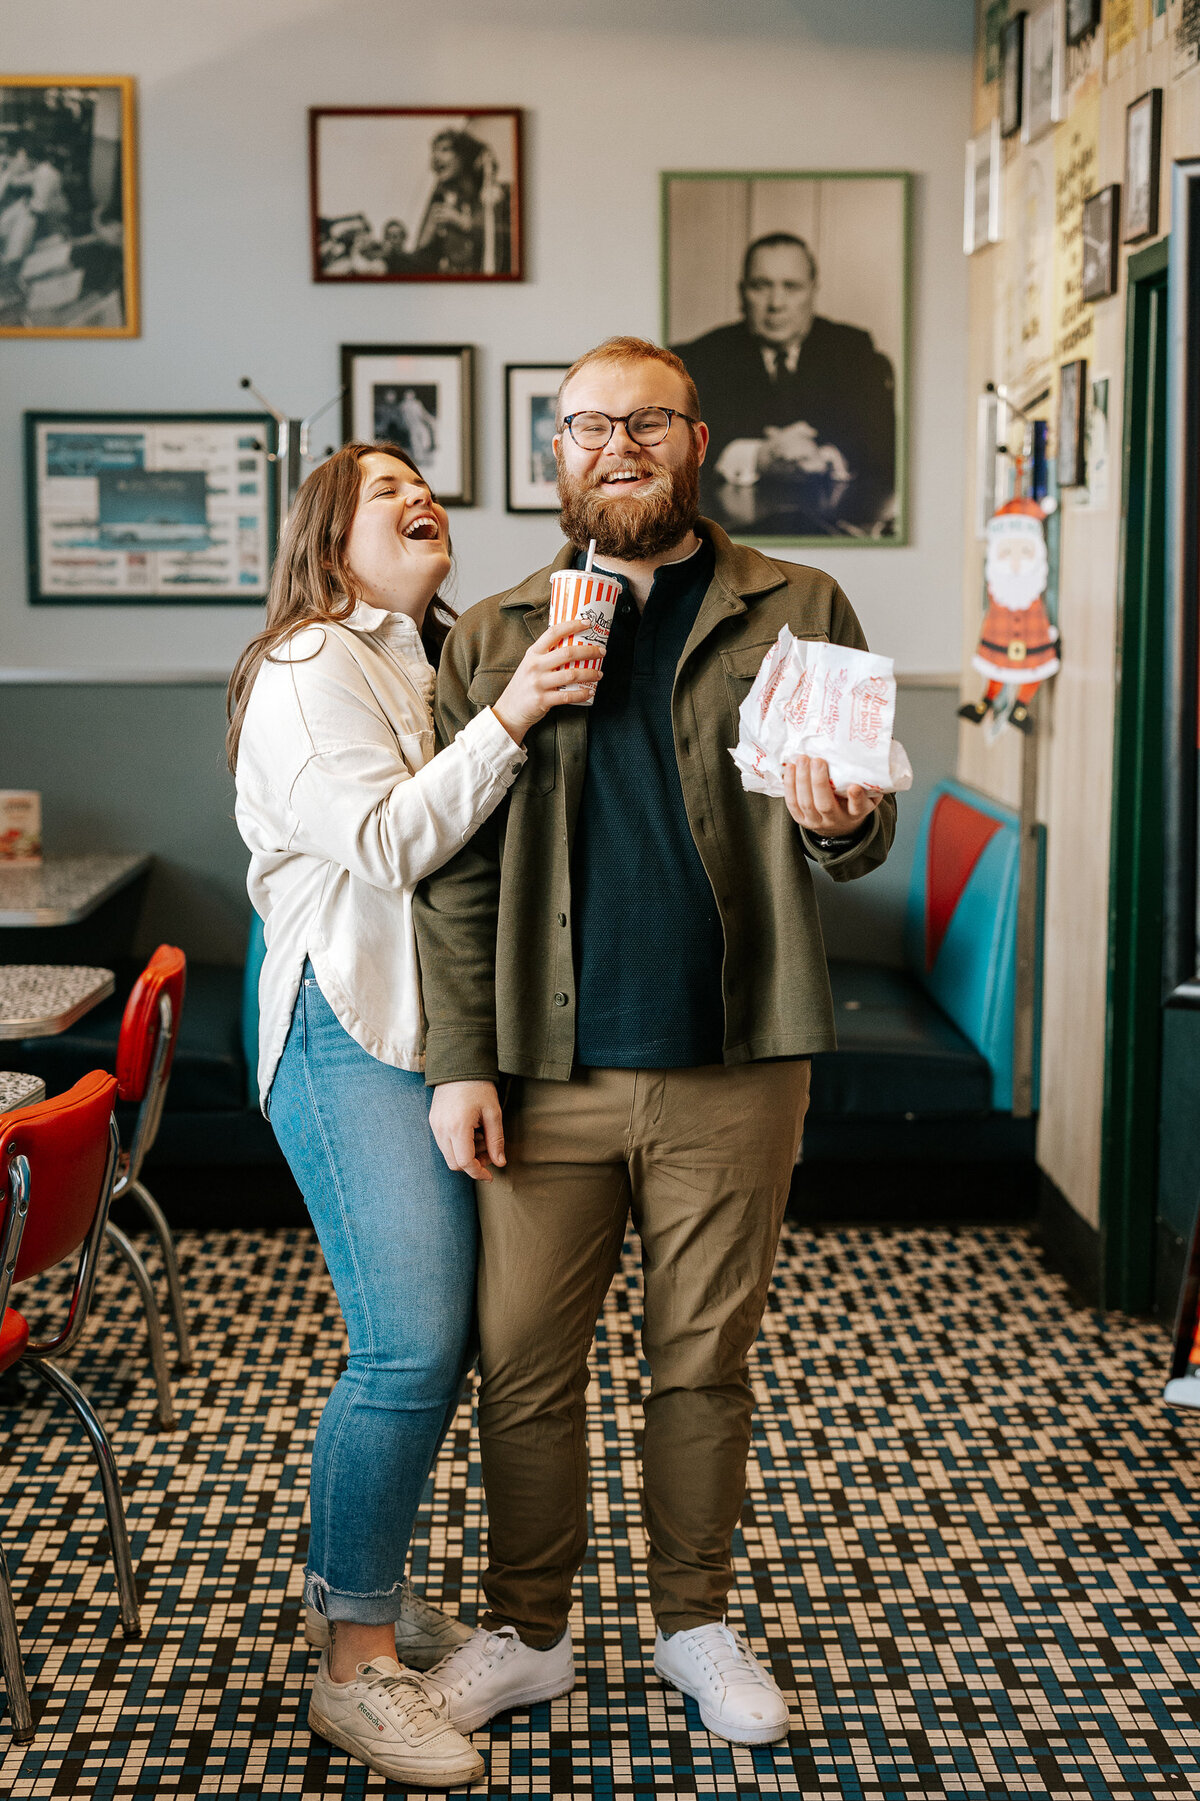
0,75,139,338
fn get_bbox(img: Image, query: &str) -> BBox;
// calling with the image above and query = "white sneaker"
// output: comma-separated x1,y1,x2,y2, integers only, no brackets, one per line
308,1654,484,1788
421,1624,574,1733
304,1579,475,1670
654,1620,791,1745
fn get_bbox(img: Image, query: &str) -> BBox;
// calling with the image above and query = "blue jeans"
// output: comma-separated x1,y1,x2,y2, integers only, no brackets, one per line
268,965,477,1623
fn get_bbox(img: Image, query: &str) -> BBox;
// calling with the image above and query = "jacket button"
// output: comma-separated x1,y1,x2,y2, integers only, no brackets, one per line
554,991,568,1007
557,913,567,927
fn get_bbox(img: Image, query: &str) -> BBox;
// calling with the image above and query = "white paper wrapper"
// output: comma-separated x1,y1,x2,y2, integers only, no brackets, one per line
731,627,913,796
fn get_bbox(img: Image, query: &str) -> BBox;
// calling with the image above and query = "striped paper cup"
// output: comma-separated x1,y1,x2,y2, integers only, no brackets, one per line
548,568,622,706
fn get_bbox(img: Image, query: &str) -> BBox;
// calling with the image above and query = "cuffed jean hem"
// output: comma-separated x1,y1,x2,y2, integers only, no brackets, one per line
304,1570,408,1626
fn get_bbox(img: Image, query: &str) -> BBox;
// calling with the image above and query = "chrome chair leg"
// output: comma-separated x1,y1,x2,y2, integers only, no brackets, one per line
127,1180,193,1371
32,1360,141,1640
104,1223,176,1431
0,1539,33,1742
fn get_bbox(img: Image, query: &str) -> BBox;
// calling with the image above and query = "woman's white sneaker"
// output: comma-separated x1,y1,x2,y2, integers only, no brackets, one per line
308,1653,484,1787
421,1625,574,1733
654,1620,791,1745
304,1579,475,1670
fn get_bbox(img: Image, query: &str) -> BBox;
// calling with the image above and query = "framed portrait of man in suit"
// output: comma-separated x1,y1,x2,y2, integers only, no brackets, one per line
662,170,911,546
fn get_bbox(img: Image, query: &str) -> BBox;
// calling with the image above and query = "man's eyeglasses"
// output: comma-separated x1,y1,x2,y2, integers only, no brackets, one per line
561,406,699,450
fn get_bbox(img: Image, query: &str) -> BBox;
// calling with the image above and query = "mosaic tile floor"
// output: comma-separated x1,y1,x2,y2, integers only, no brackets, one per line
1,1223,1198,1799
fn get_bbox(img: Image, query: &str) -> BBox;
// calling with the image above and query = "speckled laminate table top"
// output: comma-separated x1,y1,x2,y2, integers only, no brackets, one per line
0,853,150,926
0,965,114,1039
0,1070,45,1110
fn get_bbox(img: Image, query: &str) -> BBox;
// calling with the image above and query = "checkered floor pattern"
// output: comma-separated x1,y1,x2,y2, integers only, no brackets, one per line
1,1222,1198,1798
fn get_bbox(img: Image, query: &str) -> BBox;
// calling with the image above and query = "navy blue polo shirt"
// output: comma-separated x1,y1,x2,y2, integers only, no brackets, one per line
571,538,727,1068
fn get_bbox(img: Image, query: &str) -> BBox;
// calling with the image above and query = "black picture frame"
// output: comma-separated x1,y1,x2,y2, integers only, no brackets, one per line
1124,89,1163,244
340,343,476,506
310,107,523,283
24,411,277,606
1065,0,1100,45
1081,185,1121,301
505,363,569,514
1056,359,1087,487
1001,14,1026,139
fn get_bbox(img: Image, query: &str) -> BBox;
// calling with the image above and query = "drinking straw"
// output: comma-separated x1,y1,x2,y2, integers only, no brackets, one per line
584,538,596,573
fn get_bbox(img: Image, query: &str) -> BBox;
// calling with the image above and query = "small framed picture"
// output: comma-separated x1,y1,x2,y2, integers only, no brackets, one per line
1057,359,1087,487
24,412,277,604
1001,14,1027,138
1081,186,1121,302
310,107,522,282
1065,0,1100,46
0,77,138,338
964,120,1002,254
505,364,569,513
1023,0,1064,143
340,344,475,505
1124,90,1162,244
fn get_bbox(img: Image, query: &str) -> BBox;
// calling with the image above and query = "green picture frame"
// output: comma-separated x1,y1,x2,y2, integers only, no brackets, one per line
661,169,912,549
24,411,278,605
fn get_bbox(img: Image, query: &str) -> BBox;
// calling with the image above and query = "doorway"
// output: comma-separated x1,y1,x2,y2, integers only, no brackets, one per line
1100,237,1168,1312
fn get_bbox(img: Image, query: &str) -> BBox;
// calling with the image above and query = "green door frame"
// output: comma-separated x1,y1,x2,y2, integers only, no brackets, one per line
1100,235,1170,1312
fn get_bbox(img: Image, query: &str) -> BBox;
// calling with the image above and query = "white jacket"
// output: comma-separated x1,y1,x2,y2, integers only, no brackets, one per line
234,601,526,1106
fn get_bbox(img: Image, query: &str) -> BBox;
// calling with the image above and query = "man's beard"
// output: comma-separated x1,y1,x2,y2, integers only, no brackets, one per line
557,449,701,560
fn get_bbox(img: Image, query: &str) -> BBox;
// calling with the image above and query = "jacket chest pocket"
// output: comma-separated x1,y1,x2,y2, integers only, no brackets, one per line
396,726,435,770
719,633,829,726
467,666,556,793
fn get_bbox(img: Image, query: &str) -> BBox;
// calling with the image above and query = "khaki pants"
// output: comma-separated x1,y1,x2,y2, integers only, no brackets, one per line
475,1059,810,1645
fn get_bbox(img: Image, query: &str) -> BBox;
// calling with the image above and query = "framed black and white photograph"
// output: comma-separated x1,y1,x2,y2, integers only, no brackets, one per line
340,344,475,505
310,107,522,282
1123,89,1162,243
505,363,569,513
1001,14,1027,138
964,121,1002,254
24,412,276,604
1081,185,1121,301
662,169,911,546
1023,0,1064,144
1066,0,1100,46
0,77,138,337
1057,359,1087,487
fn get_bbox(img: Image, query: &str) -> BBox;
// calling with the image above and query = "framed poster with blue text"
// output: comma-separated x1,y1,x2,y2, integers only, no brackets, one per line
24,413,277,604
0,76,139,337
662,169,911,546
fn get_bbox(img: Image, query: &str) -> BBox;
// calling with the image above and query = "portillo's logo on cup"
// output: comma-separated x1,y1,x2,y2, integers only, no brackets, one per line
548,567,622,707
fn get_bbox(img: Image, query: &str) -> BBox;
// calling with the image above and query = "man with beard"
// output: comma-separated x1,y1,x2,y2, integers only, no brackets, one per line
412,337,894,1748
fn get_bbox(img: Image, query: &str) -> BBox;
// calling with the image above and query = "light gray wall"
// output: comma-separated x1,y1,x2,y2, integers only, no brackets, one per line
0,682,247,963
0,677,959,968
3,0,972,678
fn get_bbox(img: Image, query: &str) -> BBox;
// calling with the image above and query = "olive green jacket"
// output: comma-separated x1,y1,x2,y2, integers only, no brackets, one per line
414,519,896,1084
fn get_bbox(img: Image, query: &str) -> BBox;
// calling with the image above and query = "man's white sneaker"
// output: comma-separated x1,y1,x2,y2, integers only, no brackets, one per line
304,1579,474,1670
421,1624,574,1734
308,1654,484,1788
654,1620,791,1745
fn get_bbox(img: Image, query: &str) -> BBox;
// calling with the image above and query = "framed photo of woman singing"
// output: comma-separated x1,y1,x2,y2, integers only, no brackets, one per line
309,107,523,282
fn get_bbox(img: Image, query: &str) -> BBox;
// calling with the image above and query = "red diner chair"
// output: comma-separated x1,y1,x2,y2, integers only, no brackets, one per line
102,945,191,1432
0,1072,141,1741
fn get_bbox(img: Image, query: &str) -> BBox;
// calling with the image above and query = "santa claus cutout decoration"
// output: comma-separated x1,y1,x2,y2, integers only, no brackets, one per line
958,495,1059,736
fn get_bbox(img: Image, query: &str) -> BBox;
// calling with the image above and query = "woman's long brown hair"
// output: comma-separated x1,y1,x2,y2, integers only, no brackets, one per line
225,441,455,773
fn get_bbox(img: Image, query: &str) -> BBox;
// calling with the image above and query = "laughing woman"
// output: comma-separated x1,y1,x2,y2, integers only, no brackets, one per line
227,443,598,1789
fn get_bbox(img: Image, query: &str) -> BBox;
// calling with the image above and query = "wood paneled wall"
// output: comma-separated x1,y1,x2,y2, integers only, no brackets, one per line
963,3,1200,1227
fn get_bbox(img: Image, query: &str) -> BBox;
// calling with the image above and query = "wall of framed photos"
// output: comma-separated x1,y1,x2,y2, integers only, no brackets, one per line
1,0,973,683
960,1,1200,1238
